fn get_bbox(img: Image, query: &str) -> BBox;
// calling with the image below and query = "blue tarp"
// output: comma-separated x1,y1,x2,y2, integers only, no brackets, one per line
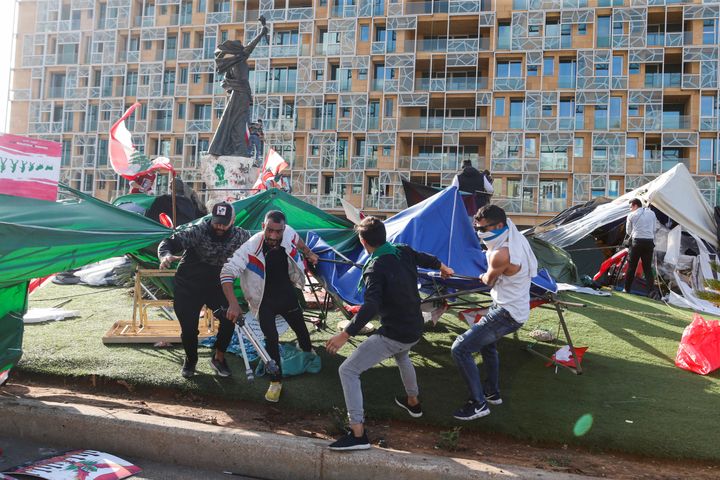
307,186,557,306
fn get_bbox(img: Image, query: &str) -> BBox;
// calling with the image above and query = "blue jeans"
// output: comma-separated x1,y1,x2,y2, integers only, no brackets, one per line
249,134,263,164
451,306,522,404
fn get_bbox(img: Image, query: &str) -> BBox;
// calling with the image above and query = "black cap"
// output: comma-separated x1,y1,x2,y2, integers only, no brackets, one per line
211,202,234,225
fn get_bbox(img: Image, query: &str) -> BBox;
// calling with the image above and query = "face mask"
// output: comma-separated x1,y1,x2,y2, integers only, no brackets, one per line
477,225,509,250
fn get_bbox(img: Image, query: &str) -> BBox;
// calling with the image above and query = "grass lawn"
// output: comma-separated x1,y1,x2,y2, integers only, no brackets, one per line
18,283,720,461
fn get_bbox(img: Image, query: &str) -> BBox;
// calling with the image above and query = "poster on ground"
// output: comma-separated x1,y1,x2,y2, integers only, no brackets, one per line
2,449,142,479
0,133,61,202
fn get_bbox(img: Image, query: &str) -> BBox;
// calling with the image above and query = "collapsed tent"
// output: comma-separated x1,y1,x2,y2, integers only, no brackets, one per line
0,186,172,370
308,186,557,306
536,164,718,250
535,164,720,307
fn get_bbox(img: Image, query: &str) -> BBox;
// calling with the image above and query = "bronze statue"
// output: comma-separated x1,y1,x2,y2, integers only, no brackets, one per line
208,17,269,157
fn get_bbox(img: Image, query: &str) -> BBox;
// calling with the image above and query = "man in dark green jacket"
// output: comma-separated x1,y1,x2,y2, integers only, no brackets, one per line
326,216,453,451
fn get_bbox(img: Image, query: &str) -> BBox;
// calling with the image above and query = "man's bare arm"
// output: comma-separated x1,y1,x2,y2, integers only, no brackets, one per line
480,248,511,287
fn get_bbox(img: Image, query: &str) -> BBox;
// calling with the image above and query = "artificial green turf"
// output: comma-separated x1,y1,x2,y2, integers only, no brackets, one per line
18,283,720,461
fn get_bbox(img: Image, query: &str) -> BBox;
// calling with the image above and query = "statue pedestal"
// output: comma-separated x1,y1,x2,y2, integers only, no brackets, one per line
201,154,260,208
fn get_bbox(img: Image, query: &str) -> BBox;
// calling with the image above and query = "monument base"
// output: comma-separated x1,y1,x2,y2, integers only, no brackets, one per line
201,154,260,208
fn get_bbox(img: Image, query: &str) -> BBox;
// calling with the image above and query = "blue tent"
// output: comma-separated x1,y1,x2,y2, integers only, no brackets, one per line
307,186,556,305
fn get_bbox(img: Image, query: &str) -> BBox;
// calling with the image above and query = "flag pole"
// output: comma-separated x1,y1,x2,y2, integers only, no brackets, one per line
171,172,177,227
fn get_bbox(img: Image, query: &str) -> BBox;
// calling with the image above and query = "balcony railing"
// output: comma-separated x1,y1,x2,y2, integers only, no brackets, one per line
414,76,488,91
397,116,488,131
494,77,525,91
315,43,341,56
186,119,212,132
405,0,449,14
645,72,682,88
662,115,691,129
415,37,489,53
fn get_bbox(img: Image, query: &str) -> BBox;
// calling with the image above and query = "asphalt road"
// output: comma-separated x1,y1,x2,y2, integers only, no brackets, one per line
0,436,256,480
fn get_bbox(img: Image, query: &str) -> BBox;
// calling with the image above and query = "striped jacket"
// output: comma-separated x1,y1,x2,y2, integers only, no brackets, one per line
220,225,305,316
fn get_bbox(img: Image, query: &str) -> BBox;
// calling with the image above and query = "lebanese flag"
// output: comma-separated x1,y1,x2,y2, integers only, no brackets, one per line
252,148,289,190
109,102,175,180
546,345,588,369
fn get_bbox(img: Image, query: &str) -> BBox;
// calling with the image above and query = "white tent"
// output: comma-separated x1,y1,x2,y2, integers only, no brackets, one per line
537,164,718,249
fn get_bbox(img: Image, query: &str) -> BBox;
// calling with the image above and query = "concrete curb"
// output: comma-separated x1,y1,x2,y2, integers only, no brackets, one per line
1,397,591,480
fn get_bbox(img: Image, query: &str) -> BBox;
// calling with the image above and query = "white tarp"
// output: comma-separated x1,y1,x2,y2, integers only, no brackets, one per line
537,164,718,249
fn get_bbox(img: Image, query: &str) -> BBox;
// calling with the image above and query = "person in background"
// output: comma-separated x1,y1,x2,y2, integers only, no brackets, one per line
452,160,494,208
249,119,265,166
624,198,657,295
325,216,454,451
158,202,251,379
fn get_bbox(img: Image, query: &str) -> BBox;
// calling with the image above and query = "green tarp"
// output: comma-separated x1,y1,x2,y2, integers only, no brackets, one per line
0,187,171,370
0,187,359,371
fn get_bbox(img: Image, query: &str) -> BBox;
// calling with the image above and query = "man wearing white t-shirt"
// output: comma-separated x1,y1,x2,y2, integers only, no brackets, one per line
450,204,537,421
624,198,657,294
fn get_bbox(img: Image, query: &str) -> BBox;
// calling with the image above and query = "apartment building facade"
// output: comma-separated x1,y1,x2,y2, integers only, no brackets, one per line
8,0,720,224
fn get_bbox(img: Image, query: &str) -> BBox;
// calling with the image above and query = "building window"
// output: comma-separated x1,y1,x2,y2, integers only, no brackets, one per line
525,137,536,157
578,23,587,35
540,146,568,170
626,138,638,158
360,25,369,42
509,99,524,129
597,16,611,48
574,138,584,157
497,22,511,50
629,63,639,75
539,179,567,213
700,138,716,174
527,64,538,76
609,97,622,129
543,57,554,76
594,105,608,130
383,146,391,156
495,97,505,116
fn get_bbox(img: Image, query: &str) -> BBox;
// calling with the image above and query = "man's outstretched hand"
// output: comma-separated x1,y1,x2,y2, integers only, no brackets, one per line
326,331,350,355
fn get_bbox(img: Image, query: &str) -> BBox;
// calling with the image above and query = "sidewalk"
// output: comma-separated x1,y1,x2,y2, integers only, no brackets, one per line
1,397,593,480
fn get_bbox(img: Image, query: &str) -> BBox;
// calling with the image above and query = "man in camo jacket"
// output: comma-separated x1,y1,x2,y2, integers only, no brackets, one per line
158,201,250,379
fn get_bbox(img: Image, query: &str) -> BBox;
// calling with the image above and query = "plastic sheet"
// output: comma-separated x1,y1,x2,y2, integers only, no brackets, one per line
675,313,720,375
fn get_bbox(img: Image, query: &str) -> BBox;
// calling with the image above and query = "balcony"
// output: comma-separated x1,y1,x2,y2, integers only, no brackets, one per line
151,119,172,131
265,118,296,132
644,72,682,89
662,114,691,130
186,119,212,132
271,44,301,58
415,37,489,53
539,197,567,213
397,116,488,131
494,77,525,91
331,4,357,17
414,76,488,91
315,43,341,56
405,0,449,14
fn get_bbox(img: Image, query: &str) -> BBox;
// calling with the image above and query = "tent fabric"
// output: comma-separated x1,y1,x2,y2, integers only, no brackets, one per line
307,186,556,306
537,164,718,249
0,186,172,369
0,188,171,288
228,188,359,255
527,237,579,284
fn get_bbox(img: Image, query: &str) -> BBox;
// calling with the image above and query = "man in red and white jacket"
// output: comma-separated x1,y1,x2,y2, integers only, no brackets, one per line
220,210,319,402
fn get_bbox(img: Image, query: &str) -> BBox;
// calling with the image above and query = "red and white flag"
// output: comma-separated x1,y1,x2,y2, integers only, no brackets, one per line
109,103,175,180
245,122,251,145
546,345,588,369
252,148,289,190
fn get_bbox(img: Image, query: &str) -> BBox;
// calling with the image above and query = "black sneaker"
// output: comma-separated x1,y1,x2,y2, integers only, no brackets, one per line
328,431,371,451
394,396,423,418
209,357,232,377
484,392,503,405
181,359,196,379
453,400,490,421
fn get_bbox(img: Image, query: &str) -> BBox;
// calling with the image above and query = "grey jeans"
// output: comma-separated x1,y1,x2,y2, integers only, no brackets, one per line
338,334,419,425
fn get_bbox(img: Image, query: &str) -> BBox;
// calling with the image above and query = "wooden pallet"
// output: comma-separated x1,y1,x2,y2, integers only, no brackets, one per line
102,319,216,344
102,268,216,344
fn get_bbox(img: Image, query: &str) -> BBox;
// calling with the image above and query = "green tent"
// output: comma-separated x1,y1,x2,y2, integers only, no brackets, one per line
0,188,360,373
0,187,171,372
527,237,579,284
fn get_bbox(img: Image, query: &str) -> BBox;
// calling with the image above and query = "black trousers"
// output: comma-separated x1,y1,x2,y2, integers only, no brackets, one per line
174,284,233,365
258,293,313,381
624,239,655,294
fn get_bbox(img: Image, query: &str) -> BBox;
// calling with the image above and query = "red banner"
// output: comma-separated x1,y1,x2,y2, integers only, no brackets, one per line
0,133,61,201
